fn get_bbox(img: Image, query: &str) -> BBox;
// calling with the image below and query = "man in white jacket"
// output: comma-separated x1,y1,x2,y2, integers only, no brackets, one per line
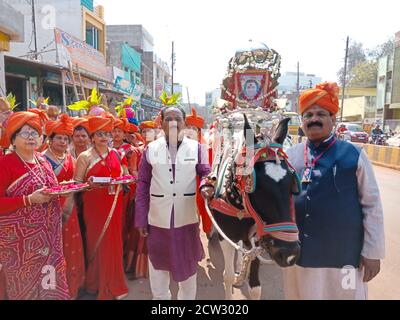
135,106,214,300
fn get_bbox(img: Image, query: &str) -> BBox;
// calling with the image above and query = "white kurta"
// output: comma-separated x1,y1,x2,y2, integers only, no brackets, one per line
283,149,385,300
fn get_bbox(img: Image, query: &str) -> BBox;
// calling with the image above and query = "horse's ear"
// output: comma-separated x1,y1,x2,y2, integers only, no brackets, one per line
243,113,257,147
273,117,290,145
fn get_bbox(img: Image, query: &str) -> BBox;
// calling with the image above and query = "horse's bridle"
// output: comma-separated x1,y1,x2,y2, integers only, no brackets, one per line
209,143,300,243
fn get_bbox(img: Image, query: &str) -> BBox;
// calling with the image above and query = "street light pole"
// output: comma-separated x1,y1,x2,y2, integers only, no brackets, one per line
171,41,175,94
32,0,38,60
296,61,300,113
340,36,350,122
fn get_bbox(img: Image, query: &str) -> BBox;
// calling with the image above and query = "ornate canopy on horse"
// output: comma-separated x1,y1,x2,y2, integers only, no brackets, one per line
205,41,302,299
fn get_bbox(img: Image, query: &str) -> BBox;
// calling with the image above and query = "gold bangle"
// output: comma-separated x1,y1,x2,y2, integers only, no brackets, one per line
23,196,27,207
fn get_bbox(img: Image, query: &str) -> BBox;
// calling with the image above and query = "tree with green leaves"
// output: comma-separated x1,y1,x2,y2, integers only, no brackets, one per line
337,38,395,88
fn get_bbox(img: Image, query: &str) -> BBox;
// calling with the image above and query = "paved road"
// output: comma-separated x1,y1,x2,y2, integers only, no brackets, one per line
122,165,400,300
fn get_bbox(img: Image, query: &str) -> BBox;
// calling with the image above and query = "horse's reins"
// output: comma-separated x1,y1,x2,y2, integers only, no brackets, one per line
208,143,299,243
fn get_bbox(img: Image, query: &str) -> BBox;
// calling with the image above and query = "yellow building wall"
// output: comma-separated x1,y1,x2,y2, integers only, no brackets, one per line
82,5,106,56
340,87,377,97
0,32,10,52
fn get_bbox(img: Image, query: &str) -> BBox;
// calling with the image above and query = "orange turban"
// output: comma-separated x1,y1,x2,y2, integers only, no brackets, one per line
88,113,114,134
2,112,43,147
299,82,340,115
45,114,73,137
128,123,139,134
186,108,205,129
28,108,49,126
114,118,130,132
72,117,90,132
140,121,157,130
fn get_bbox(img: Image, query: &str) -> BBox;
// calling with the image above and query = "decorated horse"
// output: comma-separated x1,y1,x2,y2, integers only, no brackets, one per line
206,42,301,300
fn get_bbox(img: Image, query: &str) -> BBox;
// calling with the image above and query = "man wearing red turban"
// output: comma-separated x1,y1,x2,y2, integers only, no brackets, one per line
282,82,385,300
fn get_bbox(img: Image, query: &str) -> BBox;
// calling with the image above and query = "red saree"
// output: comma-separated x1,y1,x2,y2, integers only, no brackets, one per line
46,153,85,300
0,152,70,300
125,146,148,279
82,149,128,300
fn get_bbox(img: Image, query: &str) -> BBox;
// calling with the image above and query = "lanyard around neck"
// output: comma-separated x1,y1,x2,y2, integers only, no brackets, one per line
303,138,337,169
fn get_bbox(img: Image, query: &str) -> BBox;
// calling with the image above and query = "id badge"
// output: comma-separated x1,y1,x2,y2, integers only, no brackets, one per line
301,166,313,183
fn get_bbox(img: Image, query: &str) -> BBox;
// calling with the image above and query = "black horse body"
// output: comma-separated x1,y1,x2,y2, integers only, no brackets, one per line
210,117,300,299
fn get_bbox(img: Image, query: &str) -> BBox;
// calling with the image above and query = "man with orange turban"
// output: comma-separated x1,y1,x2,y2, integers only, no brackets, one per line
70,117,91,159
283,82,384,300
184,108,212,236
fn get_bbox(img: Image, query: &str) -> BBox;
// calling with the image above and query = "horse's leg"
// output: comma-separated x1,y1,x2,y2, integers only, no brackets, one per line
248,259,262,300
235,241,244,274
220,239,236,300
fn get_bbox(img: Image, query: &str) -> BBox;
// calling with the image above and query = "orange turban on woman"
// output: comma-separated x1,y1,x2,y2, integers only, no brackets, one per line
28,108,49,126
299,82,340,115
2,111,43,147
72,117,90,133
140,121,157,130
88,113,114,134
186,108,205,129
45,114,74,137
114,118,130,132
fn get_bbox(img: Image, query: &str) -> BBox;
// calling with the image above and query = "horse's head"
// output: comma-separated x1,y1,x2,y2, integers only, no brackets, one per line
235,115,301,267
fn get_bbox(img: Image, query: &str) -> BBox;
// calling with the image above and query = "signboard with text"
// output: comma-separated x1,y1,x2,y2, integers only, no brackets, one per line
54,28,107,79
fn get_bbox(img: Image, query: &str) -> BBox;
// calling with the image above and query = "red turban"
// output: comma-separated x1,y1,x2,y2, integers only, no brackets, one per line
72,117,90,132
2,112,43,147
140,121,157,130
45,114,73,137
88,113,114,134
299,82,340,115
186,107,205,129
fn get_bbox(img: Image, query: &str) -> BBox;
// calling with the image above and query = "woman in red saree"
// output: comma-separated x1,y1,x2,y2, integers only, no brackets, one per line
0,112,70,300
124,121,158,279
74,114,128,300
43,115,85,300
112,118,134,258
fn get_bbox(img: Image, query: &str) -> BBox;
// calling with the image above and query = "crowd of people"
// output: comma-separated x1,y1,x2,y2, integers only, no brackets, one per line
0,93,214,300
0,81,386,300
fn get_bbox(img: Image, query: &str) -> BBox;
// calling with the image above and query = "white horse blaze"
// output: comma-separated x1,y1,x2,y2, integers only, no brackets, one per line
264,162,287,182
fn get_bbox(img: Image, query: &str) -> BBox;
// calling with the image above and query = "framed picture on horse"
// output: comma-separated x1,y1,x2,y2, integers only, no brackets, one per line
235,71,269,107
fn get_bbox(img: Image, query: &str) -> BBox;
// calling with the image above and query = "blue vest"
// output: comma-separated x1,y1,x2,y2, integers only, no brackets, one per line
286,137,364,268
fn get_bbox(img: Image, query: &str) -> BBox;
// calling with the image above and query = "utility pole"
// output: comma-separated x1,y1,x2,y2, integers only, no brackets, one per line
32,0,38,60
340,36,350,122
186,87,191,113
296,61,300,113
171,41,175,94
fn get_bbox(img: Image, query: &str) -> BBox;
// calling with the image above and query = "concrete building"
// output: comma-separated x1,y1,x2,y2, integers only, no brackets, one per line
0,1,24,96
106,41,141,93
2,0,110,109
376,30,400,131
339,87,377,123
278,71,322,94
5,0,106,61
106,25,154,97
153,54,171,98
205,88,221,108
